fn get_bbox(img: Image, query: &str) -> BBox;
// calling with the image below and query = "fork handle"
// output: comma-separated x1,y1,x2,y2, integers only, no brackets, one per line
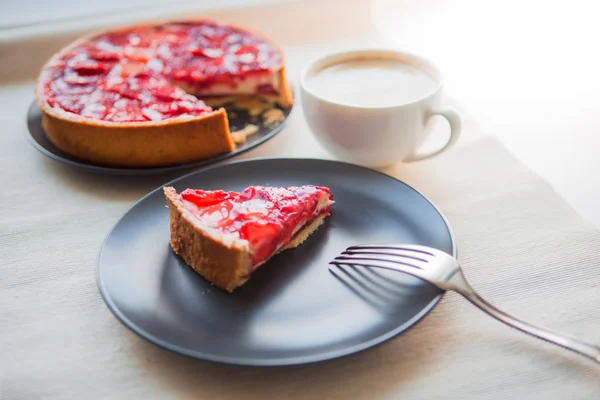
449,272,600,363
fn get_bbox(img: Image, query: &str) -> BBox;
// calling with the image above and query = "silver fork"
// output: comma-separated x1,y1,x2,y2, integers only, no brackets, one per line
330,244,600,364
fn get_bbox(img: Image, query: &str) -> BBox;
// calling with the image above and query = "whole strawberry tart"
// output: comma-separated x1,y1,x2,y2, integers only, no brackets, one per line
35,20,293,168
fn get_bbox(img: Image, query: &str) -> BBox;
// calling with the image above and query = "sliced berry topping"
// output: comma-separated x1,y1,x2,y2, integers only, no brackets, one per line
180,186,333,266
41,21,283,123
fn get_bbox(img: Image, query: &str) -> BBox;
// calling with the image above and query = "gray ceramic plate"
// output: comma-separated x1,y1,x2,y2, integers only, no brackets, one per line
97,158,456,366
26,99,292,175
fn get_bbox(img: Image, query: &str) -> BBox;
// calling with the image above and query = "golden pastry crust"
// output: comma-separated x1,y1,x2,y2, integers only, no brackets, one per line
39,106,233,168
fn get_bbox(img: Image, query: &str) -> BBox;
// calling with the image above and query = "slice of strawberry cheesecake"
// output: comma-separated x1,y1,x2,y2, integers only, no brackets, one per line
164,185,334,292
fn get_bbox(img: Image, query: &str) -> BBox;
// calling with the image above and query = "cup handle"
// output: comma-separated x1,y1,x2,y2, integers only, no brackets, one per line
404,107,462,162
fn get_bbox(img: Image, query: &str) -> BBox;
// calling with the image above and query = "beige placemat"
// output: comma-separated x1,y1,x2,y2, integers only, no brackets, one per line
2,127,600,399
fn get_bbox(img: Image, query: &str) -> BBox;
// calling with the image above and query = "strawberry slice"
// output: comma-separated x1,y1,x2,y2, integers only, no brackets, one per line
55,97,84,114
87,48,120,62
70,60,111,76
234,45,255,55
239,220,282,263
153,84,178,101
181,189,237,207
190,47,224,58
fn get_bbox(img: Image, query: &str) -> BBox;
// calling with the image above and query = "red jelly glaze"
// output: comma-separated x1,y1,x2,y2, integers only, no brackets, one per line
180,185,333,267
42,21,283,122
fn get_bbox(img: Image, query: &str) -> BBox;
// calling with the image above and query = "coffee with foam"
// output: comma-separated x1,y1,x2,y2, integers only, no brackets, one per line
306,58,438,107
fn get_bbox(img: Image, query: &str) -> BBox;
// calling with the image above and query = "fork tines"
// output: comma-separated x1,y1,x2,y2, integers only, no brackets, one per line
345,244,435,257
330,244,431,275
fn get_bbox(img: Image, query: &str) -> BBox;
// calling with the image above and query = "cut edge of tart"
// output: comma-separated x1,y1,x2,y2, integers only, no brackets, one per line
34,20,294,168
163,185,333,292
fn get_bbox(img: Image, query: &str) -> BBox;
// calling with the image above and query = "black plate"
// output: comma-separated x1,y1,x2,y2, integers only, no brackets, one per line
97,158,456,366
26,99,292,175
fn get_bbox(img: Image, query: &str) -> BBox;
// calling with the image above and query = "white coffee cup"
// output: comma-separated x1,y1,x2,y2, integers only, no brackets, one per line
300,49,461,168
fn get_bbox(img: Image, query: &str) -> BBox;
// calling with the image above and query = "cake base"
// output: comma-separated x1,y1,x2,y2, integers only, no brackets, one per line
40,108,233,168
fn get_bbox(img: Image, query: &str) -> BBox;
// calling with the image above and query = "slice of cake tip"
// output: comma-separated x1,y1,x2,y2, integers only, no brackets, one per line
164,185,333,292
